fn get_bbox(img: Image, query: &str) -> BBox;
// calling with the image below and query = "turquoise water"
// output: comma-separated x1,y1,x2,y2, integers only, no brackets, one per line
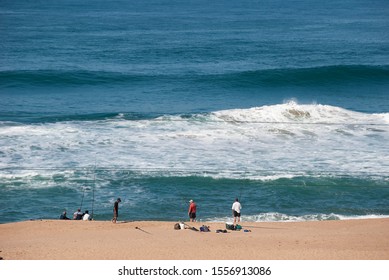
1,0,388,223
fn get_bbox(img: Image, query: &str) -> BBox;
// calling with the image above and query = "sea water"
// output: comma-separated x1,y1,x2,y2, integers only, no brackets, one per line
1,0,388,223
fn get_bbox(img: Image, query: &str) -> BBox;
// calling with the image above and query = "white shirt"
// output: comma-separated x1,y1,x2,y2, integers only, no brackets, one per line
232,201,242,213
83,213,91,221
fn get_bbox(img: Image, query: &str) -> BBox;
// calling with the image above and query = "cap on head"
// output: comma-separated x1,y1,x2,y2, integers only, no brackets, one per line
189,199,193,203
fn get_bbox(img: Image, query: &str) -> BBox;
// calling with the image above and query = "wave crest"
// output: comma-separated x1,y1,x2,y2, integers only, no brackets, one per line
1,64,388,88
208,64,389,87
209,101,389,125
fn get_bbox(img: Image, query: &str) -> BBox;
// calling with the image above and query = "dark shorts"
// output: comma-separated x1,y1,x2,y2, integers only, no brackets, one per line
233,211,241,217
189,212,196,219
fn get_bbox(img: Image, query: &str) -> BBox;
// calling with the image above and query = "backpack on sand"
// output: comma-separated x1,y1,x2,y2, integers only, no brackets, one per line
200,225,210,232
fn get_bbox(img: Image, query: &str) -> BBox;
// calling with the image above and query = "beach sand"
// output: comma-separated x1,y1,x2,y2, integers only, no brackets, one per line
0,218,388,260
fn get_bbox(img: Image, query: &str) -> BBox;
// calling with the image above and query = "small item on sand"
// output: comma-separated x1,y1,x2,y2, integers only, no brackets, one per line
226,222,235,230
183,222,199,231
244,229,251,232
135,226,151,234
216,229,228,233
200,225,210,232
174,223,188,230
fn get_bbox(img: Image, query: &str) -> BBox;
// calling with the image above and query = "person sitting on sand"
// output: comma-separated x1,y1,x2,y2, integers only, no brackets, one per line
59,211,70,220
73,209,83,220
188,199,197,222
83,210,91,221
112,198,121,223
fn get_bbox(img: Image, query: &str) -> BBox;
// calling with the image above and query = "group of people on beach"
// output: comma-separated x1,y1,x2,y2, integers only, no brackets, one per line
188,198,242,225
60,197,242,224
59,209,91,221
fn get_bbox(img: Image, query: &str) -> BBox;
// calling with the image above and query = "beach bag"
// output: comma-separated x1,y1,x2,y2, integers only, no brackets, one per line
226,223,236,230
174,223,181,230
235,224,242,230
200,225,210,232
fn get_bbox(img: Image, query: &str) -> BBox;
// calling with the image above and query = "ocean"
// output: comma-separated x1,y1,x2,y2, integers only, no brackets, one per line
1,0,388,224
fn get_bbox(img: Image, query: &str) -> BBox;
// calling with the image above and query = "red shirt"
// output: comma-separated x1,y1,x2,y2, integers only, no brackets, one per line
188,202,196,213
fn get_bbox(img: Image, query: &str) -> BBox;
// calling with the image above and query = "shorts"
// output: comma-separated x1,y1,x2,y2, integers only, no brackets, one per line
189,212,196,219
233,211,241,217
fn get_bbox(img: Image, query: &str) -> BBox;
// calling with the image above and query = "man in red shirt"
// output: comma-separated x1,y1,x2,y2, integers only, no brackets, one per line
188,199,197,222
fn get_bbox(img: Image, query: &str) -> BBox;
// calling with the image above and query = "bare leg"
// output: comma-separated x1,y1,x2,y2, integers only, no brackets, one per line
112,212,117,223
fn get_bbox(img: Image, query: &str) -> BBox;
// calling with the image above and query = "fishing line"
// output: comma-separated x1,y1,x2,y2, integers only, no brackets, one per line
91,160,96,220
79,186,86,211
239,185,243,203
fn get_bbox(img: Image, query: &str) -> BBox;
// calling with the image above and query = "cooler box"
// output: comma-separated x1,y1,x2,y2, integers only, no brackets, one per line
226,222,235,230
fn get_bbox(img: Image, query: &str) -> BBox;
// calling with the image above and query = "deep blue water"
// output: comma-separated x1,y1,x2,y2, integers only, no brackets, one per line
1,0,388,223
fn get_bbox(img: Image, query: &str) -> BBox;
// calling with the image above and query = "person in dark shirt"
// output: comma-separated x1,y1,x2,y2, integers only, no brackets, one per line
59,211,70,220
112,198,121,223
73,209,83,220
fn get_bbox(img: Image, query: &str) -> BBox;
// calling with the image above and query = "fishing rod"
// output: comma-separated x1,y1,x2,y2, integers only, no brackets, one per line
80,186,92,211
239,185,243,203
91,158,97,220
80,186,86,211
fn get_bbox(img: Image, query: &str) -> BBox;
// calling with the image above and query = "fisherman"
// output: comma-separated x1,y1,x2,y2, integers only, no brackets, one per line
112,198,121,223
188,199,197,222
232,198,242,225
73,208,83,220
83,210,91,221
59,211,70,220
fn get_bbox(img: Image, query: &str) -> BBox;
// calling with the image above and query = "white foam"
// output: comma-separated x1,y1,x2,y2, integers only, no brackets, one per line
212,101,387,125
1,102,388,180
204,213,389,223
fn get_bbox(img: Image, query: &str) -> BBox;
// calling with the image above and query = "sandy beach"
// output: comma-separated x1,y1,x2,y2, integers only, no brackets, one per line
0,218,388,260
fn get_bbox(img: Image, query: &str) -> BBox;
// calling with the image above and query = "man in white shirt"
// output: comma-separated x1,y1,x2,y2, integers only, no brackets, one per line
73,208,83,220
83,210,91,221
231,198,242,225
